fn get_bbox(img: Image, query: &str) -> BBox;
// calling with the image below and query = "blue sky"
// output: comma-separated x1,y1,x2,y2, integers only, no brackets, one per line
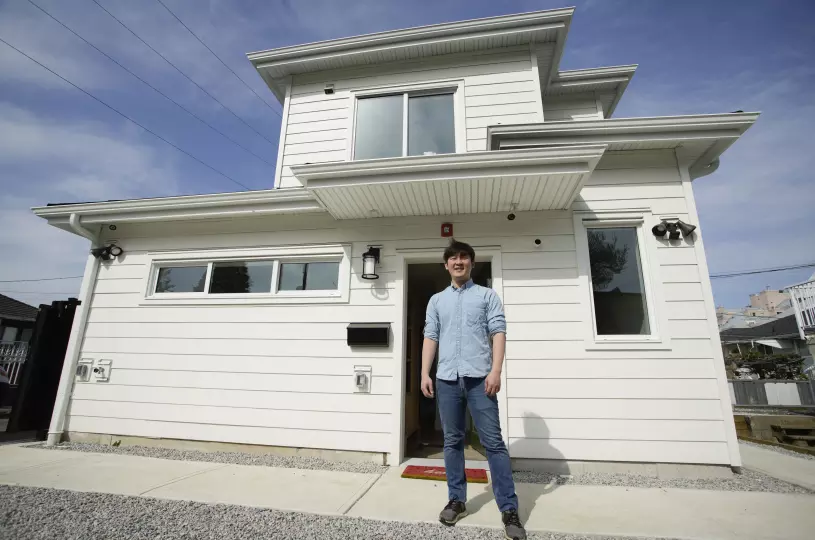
0,0,813,309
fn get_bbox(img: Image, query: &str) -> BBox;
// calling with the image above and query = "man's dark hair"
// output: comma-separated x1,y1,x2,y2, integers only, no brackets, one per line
443,239,475,263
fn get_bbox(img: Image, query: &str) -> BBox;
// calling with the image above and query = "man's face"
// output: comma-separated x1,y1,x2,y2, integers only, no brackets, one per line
444,251,473,281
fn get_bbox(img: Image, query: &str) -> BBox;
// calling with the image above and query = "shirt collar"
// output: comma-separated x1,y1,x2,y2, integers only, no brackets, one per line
450,279,474,291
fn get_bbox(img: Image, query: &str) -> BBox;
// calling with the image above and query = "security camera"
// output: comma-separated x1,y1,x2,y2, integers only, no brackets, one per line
534,238,541,245
324,83,334,95
507,213,516,221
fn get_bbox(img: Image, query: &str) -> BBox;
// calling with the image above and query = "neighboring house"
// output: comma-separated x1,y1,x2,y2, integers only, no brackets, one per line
787,272,815,369
0,294,37,345
716,287,792,330
720,314,813,370
32,8,758,471
749,288,790,313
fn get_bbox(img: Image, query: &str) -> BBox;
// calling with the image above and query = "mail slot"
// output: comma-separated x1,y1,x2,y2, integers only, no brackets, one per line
347,322,390,347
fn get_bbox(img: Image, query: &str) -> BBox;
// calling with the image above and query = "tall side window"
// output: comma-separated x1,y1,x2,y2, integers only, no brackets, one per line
353,91,455,160
586,227,650,336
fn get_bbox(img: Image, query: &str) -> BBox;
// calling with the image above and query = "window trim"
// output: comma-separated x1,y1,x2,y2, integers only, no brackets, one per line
574,210,671,350
348,79,466,161
141,244,351,305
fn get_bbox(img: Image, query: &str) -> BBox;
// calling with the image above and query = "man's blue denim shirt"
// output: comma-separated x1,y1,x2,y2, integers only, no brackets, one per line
424,279,507,381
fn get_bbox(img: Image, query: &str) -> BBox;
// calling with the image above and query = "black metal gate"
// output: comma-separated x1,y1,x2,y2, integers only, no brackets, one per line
6,298,79,436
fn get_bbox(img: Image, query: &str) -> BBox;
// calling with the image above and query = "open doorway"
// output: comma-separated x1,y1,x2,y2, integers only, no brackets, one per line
403,260,492,460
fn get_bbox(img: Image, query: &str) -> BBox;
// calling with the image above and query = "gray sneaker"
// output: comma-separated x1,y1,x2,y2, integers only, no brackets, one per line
502,509,527,540
439,499,467,526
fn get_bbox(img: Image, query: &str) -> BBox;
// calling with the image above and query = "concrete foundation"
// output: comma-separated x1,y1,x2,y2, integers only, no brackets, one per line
63,431,387,465
511,458,734,478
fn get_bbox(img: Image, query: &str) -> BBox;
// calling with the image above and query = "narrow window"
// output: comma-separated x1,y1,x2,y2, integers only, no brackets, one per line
587,227,650,335
155,266,207,293
209,261,275,294
408,93,455,156
279,262,340,291
353,95,403,160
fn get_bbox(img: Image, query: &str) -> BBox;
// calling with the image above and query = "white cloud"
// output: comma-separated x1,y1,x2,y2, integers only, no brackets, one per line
0,103,179,307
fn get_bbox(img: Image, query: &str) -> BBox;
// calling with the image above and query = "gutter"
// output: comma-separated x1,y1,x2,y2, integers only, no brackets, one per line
689,158,719,180
46,213,101,446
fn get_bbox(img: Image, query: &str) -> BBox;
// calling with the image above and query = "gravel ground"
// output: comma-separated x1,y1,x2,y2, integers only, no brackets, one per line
29,442,389,475
0,485,675,540
512,467,813,494
740,439,815,461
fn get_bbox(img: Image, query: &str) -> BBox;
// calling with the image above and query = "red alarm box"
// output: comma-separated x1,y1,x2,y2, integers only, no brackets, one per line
441,223,453,237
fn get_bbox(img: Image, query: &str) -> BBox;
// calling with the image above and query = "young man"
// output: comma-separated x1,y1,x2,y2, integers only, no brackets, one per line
421,240,526,540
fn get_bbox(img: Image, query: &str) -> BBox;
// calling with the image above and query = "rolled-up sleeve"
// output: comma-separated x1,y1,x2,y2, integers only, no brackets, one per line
424,295,440,341
486,290,506,336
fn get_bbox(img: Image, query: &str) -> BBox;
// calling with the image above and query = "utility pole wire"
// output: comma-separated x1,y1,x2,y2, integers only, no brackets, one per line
0,277,82,283
154,0,282,117
89,0,278,146
27,0,275,168
0,36,251,191
710,262,815,279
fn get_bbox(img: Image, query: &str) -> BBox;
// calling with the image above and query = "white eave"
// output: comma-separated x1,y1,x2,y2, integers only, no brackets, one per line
32,188,325,234
487,112,759,178
248,8,573,102
545,65,637,117
291,145,607,220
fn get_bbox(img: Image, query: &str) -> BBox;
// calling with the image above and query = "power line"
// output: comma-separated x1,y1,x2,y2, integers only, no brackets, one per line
710,262,815,280
154,0,281,117
89,0,278,146
27,0,275,168
0,36,251,191
0,276,82,283
0,291,77,295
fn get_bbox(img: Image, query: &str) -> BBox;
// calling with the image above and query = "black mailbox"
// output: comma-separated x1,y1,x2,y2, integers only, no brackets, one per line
347,323,390,347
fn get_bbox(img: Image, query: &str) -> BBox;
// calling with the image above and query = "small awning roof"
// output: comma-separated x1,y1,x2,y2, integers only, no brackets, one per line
488,112,759,179
291,145,607,220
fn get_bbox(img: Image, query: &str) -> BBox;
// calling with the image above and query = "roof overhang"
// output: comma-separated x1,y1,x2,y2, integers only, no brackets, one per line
545,65,637,117
290,145,607,220
248,8,573,102
488,112,759,179
32,189,325,234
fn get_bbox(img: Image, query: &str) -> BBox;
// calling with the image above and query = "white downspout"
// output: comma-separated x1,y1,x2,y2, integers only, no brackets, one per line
46,213,101,446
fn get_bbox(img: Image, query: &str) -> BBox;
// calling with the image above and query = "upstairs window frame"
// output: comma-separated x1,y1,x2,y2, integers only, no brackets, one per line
141,245,351,306
348,80,466,161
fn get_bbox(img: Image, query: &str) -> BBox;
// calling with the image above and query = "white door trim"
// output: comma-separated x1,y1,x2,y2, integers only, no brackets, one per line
389,247,506,465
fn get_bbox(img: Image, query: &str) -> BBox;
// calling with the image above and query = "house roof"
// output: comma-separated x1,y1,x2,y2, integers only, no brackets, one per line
545,65,637,117
720,314,800,342
248,8,574,102
487,112,759,179
0,294,39,322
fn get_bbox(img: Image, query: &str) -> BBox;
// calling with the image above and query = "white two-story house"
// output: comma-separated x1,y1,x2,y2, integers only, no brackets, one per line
34,7,758,474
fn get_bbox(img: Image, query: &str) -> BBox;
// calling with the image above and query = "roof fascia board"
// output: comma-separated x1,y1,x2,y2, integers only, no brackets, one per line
291,145,608,184
554,65,638,81
488,113,760,149
247,8,574,65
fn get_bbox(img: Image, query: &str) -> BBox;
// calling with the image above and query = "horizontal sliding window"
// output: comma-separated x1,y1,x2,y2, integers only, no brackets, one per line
353,91,455,160
152,259,340,296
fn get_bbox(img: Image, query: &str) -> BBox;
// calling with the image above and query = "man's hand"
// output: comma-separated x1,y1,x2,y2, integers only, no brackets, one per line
484,370,501,396
421,374,434,398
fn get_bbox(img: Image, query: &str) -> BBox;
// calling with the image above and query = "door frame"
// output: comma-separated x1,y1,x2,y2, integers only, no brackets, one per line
389,246,506,465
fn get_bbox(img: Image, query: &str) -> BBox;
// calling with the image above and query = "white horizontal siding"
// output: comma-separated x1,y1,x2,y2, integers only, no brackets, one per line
509,439,730,465
543,92,602,121
76,160,730,464
279,47,543,187
65,416,390,453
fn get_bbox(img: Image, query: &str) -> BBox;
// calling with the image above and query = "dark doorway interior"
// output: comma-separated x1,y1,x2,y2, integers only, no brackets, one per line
404,261,492,460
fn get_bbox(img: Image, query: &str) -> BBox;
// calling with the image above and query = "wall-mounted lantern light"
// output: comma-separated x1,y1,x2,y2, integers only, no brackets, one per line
652,219,696,240
91,244,124,261
362,246,381,280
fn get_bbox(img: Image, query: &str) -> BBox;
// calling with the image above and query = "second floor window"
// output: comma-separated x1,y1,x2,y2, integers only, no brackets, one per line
353,91,455,160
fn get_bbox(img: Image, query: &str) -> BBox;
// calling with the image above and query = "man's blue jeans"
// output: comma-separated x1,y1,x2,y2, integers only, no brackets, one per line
436,376,518,512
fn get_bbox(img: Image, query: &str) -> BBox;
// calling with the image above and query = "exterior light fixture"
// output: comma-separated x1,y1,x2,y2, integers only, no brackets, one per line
362,246,381,280
652,220,696,240
91,244,124,261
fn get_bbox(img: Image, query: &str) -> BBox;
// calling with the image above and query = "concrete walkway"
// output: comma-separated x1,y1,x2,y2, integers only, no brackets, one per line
1,443,814,540
739,441,815,491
